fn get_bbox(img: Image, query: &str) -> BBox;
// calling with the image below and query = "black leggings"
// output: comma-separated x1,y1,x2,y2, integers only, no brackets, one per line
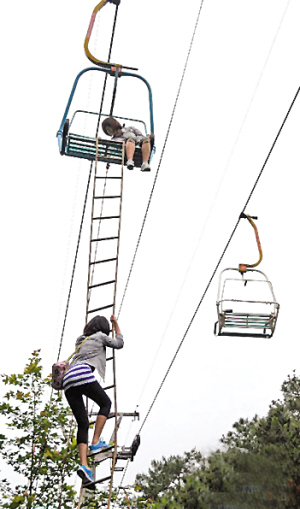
65,381,111,444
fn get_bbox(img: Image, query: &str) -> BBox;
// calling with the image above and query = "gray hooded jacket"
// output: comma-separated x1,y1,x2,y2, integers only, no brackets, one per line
70,332,124,381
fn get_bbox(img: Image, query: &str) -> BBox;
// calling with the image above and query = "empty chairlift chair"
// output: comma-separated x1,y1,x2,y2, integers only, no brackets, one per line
214,267,279,338
214,213,280,338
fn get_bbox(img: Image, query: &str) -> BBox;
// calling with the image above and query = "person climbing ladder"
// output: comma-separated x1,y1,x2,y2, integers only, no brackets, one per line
63,314,124,487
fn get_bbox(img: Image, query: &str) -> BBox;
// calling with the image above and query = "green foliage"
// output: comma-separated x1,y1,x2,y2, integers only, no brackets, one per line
0,350,78,508
135,448,203,501
134,370,300,509
2,355,300,508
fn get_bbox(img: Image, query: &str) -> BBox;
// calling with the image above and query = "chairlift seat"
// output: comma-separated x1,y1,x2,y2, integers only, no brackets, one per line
65,132,153,167
60,111,155,167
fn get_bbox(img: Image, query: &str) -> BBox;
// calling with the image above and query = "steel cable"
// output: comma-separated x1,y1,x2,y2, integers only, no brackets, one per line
137,85,300,436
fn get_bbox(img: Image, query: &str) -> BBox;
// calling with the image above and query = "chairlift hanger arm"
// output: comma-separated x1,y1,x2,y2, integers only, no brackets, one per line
84,0,138,71
239,213,263,272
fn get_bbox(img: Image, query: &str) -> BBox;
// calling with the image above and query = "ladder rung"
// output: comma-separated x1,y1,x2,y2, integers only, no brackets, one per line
88,280,115,289
106,356,113,361
87,304,114,314
103,384,115,390
89,411,139,418
85,475,111,488
93,215,120,220
96,176,122,179
114,467,124,472
90,257,117,266
95,195,121,199
91,236,118,242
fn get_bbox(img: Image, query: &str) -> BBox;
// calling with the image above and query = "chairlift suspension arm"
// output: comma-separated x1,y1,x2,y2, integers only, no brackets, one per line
84,0,138,71
239,213,263,272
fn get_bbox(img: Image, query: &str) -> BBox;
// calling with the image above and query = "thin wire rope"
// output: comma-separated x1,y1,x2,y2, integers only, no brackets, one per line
136,85,300,436
56,166,93,363
86,166,109,309
52,31,100,365
84,2,120,427
118,0,292,419
56,5,118,361
86,148,100,320
95,1,119,138
81,4,120,507
107,144,125,509
118,459,130,493
117,0,206,318
86,1,120,312
85,7,119,314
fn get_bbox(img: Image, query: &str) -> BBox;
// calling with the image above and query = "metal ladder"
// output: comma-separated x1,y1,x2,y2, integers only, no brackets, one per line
80,146,140,504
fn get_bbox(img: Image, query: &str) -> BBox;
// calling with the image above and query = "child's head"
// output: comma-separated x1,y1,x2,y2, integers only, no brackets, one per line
84,315,110,336
102,117,122,136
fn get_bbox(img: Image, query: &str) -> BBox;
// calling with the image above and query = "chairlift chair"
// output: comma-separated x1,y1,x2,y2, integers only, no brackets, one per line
57,66,155,167
214,213,280,338
214,267,280,338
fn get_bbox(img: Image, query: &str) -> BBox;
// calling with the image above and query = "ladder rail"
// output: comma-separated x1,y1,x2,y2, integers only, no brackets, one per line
107,141,125,505
81,141,125,504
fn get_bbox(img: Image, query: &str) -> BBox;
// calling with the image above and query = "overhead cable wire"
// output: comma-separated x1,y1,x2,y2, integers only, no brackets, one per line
117,0,291,321
136,85,300,436
57,2,120,362
117,0,206,317
56,170,93,363
87,2,120,310
117,0,293,457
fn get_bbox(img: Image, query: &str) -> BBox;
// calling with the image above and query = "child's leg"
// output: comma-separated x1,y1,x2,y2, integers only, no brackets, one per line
65,387,89,466
141,138,151,163
82,381,112,444
125,139,136,160
93,415,107,444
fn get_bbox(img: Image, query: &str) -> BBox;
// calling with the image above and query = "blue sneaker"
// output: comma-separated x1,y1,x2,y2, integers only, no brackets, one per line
89,438,113,456
77,464,94,484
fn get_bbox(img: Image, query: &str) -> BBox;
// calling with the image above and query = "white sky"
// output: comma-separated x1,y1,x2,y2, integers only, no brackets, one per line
1,0,300,491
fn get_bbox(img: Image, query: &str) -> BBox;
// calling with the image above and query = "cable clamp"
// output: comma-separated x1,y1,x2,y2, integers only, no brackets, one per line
110,65,122,77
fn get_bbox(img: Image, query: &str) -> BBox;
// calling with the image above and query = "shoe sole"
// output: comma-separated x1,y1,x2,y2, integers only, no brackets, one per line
82,480,96,491
77,468,95,488
88,444,114,457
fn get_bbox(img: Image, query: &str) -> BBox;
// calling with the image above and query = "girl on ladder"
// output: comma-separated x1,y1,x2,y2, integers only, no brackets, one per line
63,314,123,486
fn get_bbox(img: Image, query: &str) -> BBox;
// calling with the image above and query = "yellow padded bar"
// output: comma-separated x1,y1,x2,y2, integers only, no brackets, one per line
84,0,122,69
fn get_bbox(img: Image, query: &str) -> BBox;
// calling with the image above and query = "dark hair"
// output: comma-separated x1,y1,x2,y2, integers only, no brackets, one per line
83,315,110,336
102,116,122,136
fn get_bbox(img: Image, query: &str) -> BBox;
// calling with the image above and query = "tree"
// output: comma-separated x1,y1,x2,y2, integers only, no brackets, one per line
0,351,141,509
221,370,300,507
135,448,203,502
134,371,300,508
0,350,78,508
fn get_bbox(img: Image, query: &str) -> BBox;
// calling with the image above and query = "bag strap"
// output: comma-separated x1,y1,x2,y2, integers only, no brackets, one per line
66,336,89,362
